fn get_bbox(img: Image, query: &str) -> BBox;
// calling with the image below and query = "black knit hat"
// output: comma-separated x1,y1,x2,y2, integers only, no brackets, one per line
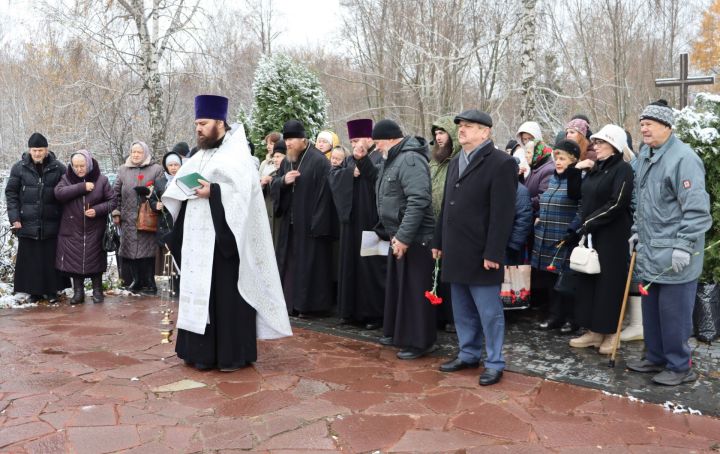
554,139,581,159
28,132,48,148
282,120,306,139
171,141,190,157
371,119,404,140
273,139,287,154
505,139,519,152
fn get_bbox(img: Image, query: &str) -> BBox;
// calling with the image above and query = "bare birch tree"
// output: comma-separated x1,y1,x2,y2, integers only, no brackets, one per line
41,0,206,155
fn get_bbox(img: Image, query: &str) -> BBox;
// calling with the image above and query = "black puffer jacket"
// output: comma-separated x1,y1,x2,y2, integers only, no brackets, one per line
5,152,66,240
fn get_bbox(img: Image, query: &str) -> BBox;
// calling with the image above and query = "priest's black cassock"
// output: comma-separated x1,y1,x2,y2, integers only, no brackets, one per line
327,148,386,323
170,184,257,369
271,145,335,314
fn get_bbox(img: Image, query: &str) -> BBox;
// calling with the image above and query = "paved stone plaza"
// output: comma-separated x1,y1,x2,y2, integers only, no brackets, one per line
1,296,719,453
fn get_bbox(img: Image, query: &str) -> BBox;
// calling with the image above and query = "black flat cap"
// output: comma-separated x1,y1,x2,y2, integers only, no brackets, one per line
453,109,492,127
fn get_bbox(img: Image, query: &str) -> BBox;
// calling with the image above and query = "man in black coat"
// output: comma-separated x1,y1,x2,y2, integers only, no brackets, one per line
5,133,69,303
327,119,386,328
431,110,517,386
271,120,335,316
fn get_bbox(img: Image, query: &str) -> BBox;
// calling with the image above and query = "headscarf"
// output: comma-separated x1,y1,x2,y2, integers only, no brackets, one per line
126,141,152,167
70,149,93,176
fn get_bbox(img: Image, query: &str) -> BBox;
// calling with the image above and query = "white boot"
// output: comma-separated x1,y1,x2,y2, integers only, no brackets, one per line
620,296,644,341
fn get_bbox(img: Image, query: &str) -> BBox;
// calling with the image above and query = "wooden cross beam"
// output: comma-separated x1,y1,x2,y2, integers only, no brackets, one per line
655,53,715,109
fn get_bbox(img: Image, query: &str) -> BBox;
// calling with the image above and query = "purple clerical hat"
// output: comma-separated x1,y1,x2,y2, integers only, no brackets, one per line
195,95,228,121
347,119,373,140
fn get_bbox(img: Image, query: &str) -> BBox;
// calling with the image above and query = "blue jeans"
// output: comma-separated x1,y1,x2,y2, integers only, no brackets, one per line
450,283,505,370
641,280,697,372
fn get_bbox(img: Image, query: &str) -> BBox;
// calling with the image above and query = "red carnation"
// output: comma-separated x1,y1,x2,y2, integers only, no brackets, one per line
137,174,144,181
146,180,154,187
424,291,443,305
638,284,649,296
546,265,557,271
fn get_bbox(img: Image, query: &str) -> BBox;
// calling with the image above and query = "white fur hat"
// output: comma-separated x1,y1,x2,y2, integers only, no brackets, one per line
590,124,629,157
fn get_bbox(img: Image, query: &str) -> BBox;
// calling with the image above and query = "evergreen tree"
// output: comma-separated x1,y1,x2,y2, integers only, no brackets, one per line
675,93,720,282
250,53,329,152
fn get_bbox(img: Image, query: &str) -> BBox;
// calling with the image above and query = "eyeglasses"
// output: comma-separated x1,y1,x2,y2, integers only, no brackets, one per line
592,138,607,145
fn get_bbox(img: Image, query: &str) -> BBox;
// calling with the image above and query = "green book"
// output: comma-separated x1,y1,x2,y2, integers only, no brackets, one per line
176,172,207,196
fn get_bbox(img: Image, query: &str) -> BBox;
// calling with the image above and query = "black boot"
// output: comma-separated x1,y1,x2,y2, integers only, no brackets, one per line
70,278,85,305
128,259,142,293
141,258,157,295
91,274,104,303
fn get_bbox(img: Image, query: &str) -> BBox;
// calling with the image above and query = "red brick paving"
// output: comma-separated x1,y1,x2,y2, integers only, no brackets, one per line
0,296,719,453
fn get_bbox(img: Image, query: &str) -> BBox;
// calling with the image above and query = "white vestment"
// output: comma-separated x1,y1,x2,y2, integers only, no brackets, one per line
162,125,292,339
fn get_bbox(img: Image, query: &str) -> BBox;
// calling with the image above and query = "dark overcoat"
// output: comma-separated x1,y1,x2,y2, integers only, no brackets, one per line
433,142,517,286
5,152,65,240
54,160,116,275
573,152,634,333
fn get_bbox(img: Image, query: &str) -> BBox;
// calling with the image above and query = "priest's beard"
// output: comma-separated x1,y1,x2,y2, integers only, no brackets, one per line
197,123,224,150
432,141,453,163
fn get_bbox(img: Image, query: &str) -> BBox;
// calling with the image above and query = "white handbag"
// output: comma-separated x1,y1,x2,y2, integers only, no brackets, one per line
569,234,601,274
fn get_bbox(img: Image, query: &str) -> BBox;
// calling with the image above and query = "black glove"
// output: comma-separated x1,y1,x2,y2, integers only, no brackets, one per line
562,230,580,247
133,186,151,197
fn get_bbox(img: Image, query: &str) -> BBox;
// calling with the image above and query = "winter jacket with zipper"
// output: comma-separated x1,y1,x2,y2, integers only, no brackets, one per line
633,134,711,283
55,160,116,275
506,182,532,266
149,151,182,248
5,152,65,240
356,136,435,245
523,153,555,216
429,116,462,218
531,169,579,273
113,153,164,259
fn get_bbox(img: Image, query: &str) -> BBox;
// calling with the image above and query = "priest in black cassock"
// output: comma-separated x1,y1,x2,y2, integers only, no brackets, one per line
163,95,291,372
327,119,386,329
271,120,336,317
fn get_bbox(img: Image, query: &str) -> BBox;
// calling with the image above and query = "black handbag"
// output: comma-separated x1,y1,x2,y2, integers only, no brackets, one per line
553,248,579,296
103,214,120,252
554,269,580,296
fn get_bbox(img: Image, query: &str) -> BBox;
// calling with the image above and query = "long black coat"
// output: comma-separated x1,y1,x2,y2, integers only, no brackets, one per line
270,145,335,313
433,142,518,286
328,150,386,322
5,152,65,240
573,152,634,334
54,160,116,276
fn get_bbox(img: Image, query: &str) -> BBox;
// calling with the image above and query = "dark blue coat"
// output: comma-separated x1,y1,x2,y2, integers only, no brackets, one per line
505,183,532,265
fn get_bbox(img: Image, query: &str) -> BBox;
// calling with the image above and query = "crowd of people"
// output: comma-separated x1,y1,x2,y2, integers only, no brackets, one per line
4,95,711,387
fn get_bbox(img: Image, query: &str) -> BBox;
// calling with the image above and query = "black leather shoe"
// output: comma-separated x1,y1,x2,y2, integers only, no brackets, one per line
559,322,579,334
378,336,394,346
194,363,214,371
538,319,562,330
27,295,43,304
365,321,381,330
397,344,437,360
439,358,480,372
479,368,503,386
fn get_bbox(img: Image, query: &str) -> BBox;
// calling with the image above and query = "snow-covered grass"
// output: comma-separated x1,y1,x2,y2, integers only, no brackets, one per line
0,283,34,308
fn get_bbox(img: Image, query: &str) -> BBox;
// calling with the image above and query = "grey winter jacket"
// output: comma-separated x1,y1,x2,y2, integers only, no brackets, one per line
633,134,711,283
113,154,164,259
358,136,435,245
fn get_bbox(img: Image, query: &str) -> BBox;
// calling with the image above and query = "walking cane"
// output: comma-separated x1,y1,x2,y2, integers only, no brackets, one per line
609,251,637,368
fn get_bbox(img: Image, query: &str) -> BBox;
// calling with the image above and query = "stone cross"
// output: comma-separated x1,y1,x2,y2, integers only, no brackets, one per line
655,53,715,109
